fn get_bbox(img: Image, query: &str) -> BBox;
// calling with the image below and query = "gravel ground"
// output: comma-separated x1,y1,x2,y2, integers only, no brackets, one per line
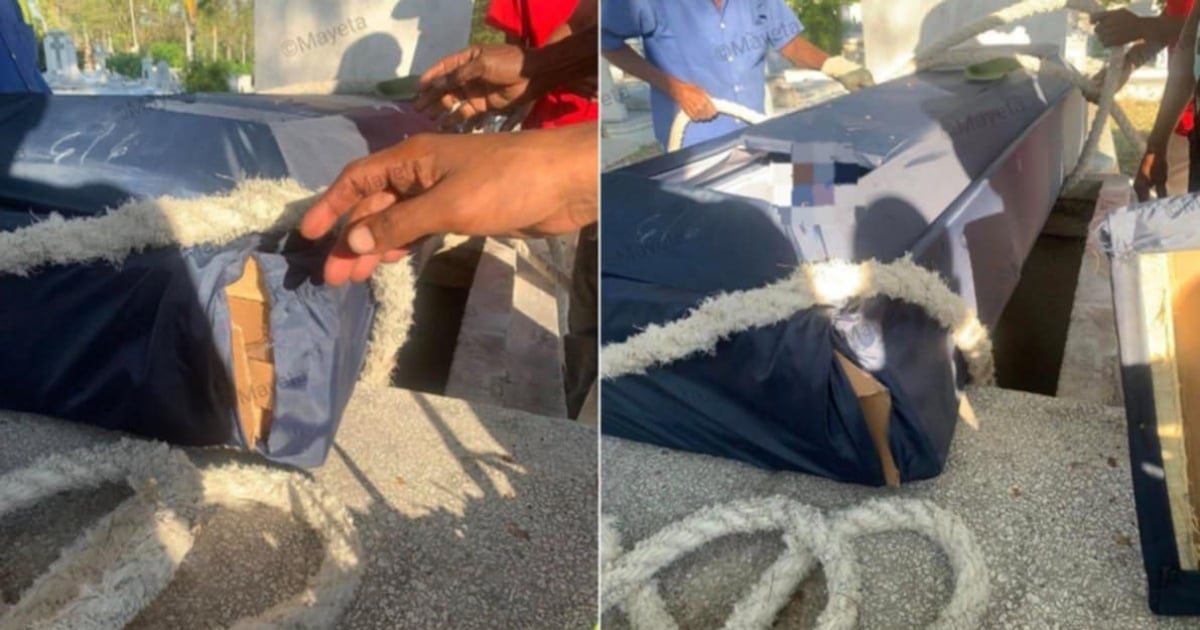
0,384,597,629
601,387,1200,630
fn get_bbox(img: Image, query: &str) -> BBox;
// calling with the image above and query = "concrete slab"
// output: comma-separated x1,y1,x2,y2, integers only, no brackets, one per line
1058,175,1130,407
601,387,1192,629
0,385,597,629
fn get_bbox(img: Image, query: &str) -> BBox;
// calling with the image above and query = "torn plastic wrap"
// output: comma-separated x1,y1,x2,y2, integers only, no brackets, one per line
602,64,1084,486
1103,194,1200,615
0,93,434,468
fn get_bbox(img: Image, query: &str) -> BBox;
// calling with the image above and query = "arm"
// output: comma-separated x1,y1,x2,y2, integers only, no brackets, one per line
524,25,598,94
602,45,717,122
602,45,678,98
1145,13,1188,45
778,35,828,71
1093,9,1186,47
1147,9,1199,152
299,123,598,285
1135,6,1200,200
770,1,872,91
567,0,597,33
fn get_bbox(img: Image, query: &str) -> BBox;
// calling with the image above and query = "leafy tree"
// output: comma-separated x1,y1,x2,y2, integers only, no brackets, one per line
106,51,142,77
787,0,857,55
148,40,184,67
182,57,231,92
470,1,505,45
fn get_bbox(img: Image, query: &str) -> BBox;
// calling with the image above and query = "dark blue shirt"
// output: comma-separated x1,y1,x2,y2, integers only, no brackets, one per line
0,1,50,93
603,0,802,148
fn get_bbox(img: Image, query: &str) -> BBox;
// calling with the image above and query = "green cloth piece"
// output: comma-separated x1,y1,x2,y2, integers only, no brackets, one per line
964,57,1023,82
376,76,421,99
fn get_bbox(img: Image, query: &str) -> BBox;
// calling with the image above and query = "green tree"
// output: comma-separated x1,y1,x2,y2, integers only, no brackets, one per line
787,0,858,55
470,1,504,45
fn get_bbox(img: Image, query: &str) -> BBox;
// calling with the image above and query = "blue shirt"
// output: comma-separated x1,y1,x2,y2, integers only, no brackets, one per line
603,0,802,148
0,1,50,93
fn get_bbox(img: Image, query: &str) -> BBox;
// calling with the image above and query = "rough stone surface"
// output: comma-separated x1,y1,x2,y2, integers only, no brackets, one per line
601,387,1192,629
0,384,597,629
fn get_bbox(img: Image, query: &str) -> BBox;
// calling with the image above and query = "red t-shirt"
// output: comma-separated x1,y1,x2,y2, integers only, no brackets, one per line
486,0,599,129
1166,0,1195,136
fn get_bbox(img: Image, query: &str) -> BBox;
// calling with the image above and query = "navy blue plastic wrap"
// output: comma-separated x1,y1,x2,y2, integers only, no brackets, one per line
1104,194,1200,614
0,93,433,468
602,65,1080,485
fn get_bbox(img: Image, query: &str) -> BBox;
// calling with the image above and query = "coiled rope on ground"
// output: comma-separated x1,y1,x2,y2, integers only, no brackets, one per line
601,497,989,630
0,440,362,630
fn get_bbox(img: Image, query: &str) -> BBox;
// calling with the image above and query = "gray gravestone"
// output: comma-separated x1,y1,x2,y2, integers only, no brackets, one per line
152,61,175,93
141,57,153,80
92,44,107,74
43,30,79,76
254,0,474,91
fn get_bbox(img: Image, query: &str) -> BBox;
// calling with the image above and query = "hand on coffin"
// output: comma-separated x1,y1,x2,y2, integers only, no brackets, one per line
821,55,875,92
300,125,598,286
1135,148,1170,202
1091,9,1149,47
416,43,533,128
667,78,718,122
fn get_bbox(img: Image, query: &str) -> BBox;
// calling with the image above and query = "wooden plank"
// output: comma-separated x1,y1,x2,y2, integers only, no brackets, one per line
1170,251,1200,566
1139,252,1198,569
226,256,275,450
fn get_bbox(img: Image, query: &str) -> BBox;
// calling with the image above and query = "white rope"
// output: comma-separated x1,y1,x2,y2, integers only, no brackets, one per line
908,0,1143,188
667,98,768,152
601,496,989,630
0,179,415,386
0,439,363,630
601,257,994,386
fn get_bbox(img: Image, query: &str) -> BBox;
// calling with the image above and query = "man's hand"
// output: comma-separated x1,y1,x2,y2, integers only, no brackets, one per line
1092,9,1148,47
300,125,598,286
1135,147,1170,201
667,79,717,122
416,44,532,126
820,55,875,92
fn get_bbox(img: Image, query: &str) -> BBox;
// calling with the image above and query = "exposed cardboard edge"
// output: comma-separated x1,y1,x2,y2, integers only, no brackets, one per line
227,256,275,450
835,352,900,487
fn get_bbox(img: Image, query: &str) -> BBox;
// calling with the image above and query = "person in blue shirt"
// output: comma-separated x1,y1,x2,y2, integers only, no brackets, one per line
602,0,871,149
0,0,50,93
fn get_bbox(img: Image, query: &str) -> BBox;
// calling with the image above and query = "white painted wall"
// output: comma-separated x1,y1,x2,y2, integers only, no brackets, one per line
255,0,474,91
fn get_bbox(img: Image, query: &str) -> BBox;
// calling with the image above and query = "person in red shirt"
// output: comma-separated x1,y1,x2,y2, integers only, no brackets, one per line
1093,0,1194,196
486,0,599,129
484,1,598,420
413,1,600,421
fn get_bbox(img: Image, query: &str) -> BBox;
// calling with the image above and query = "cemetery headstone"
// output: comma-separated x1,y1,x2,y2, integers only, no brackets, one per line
254,0,473,91
43,30,79,77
